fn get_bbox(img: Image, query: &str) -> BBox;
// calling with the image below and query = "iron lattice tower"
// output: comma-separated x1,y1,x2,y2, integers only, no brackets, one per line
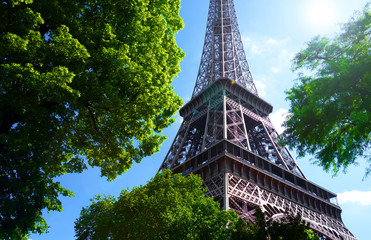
159,0,355,239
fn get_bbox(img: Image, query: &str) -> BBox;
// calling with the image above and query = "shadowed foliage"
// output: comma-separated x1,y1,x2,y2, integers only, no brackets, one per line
231,207,320,240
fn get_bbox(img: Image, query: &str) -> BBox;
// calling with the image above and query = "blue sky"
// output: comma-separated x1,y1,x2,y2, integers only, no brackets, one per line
30,0,370,239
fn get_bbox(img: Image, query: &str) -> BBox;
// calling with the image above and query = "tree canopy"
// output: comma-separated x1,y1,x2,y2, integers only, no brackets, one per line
283,3,371,177
75,169,320,240
231,208,319,240
0,0,184,238
74,170,239,240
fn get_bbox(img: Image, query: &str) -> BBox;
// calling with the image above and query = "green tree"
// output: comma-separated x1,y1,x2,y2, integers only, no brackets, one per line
231,208,319,240
231,209,266,240
75,170,320,240
266,214,320,240
283,3,371,177
74,170,239,240
0,0,184,238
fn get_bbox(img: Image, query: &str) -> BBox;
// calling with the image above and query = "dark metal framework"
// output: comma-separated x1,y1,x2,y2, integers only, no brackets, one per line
192,0,257,97
159,0,355,239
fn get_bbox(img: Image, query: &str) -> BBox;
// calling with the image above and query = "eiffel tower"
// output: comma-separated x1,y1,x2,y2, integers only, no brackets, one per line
159,0,355,239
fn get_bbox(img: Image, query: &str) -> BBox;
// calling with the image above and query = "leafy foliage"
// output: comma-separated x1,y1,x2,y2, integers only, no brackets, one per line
75,170,319,240
231,209,266,240
266,214,320,240
74,170,239,240
231,208,320,240
283,3,371,177
0,0,184,238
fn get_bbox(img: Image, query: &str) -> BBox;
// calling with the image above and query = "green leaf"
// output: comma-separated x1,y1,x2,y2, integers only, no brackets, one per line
284,3,371,178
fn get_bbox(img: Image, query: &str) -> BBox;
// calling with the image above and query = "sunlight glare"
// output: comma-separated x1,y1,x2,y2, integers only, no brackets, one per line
303,0,339,33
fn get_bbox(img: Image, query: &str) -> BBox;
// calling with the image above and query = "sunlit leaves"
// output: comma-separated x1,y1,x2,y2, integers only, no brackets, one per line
1,0,184,238
284,3,370,177
74,170,238,240
75,171,319,240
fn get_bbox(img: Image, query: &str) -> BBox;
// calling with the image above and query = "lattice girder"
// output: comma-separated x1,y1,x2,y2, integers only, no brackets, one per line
227,174,356,240
192,0,258,97
160,82,304,178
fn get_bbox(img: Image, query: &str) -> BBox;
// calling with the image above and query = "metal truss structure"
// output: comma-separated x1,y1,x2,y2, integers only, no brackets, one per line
192,0,258,97
159,0,356,239
204,173,355,240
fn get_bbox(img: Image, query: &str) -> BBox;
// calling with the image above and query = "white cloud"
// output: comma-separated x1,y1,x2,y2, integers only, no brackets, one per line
337,191,371,206
242,36,251,43
242,35,290,56
268,38,277,44
251,44,260,54
270,108,290,134
254,79,267,97
241,35,294,80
